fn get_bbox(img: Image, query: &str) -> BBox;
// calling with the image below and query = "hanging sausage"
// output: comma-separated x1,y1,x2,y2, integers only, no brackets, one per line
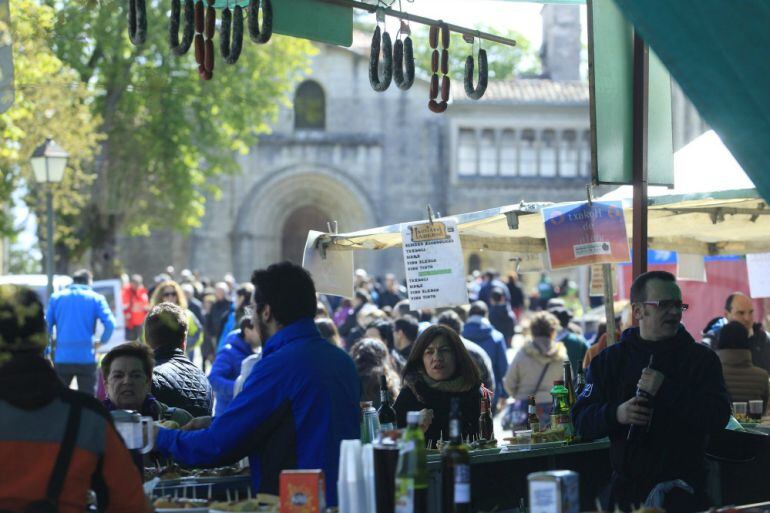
248,0,273,44
393,21,414,91
369,25,393,92
464,41,488,100
169,0,194,56
220,5,244,64
128,0,147,45
428,23,450,113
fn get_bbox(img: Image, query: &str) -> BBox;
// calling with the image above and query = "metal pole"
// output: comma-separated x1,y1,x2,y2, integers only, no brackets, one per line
317,0,518,48
631,31,649,280
46,186,54,301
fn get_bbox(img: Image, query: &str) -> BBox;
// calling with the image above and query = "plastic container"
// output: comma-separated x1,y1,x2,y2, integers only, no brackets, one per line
514,429,533,450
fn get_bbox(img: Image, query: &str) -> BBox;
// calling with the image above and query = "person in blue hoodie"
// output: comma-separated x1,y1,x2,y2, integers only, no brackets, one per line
462,301,509,411
572,271,730,512
46,269,115,396
153,262,360,506
209,315,261,416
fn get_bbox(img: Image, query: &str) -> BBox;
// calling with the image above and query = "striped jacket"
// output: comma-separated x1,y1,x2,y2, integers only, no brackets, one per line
0,354,150,513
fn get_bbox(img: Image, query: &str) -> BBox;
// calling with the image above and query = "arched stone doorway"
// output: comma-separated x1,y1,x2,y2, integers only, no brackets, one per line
281,205,330,264
231,166,377,280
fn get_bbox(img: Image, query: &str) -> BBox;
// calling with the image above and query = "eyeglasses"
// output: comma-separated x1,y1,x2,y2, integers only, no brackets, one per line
641,300,689,312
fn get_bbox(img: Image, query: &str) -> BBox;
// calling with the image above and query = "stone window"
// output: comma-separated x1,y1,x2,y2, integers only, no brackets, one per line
581,130,592,177
560,129,579,177
479,129,497,176
294,80,326,130
499,129,517,176
458,128,477,176
519,129,537,176
540,129,558,177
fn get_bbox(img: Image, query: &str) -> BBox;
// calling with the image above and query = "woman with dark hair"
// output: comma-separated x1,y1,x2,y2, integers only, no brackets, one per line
316,317,344,349
393,325,481,446
715,321,770,410
349,338,400,408
365,318,406,372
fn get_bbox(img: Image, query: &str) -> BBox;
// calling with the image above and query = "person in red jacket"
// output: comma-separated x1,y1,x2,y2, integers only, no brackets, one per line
122,274,149,341
0,284,151,513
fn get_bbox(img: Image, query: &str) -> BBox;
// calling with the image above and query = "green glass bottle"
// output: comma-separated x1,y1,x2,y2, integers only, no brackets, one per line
441,398,471,513
395,411,428,513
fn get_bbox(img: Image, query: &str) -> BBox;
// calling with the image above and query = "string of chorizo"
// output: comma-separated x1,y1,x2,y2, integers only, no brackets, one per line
428,23,450,113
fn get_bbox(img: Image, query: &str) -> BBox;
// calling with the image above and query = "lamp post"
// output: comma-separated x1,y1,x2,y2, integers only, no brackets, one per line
30,139,69,300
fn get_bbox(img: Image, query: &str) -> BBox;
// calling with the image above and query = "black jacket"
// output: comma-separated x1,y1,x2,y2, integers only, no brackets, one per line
748,323,770,375
393,375,481,446
572,326,730,501
152,346,213,417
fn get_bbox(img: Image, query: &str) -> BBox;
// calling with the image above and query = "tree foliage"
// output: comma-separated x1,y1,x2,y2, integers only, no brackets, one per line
0,0,101,260
47,0,315,274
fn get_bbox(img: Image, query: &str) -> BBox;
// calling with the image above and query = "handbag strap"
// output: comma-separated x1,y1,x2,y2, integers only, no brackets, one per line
530,362,551,398
45,402,82,502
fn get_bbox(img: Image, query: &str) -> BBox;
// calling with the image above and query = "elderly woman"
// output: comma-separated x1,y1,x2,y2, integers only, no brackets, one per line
149,280,202,357
102,342,192,428
394,325,481,446
503,311,567,426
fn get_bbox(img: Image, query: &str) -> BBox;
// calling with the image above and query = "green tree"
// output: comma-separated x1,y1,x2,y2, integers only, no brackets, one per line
0,0,101,273
49,0,315,276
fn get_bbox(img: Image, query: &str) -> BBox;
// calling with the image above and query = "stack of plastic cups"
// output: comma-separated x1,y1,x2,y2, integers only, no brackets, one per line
338,439,366,513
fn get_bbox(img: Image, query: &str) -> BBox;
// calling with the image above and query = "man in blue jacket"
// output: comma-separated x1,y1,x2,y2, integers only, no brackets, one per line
462,301,509,411
46,269,115,395
572,271,730,512
209,315,261,416
153,262,360,506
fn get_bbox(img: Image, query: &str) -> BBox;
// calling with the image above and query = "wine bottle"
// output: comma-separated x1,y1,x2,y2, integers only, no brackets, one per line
378,374,397,431
441,398,471,513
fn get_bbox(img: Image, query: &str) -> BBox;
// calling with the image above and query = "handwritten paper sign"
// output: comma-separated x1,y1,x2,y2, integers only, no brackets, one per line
401,218,468,309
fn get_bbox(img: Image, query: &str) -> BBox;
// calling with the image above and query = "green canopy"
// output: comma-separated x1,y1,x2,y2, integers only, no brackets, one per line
612,0,770,204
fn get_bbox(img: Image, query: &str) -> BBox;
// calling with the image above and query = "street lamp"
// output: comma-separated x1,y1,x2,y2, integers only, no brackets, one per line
30,139,69,300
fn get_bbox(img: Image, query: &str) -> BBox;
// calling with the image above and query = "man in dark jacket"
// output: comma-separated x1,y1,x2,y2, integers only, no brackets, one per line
573,271,730,512
489,287,516,346
205,282,232,347
153,262,360,507
145,302,213,417
703,292,770,374
462,301,509,410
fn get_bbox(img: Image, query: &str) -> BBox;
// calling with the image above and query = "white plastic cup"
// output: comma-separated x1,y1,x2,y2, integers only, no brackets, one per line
749,400,764,419
337,439,366,513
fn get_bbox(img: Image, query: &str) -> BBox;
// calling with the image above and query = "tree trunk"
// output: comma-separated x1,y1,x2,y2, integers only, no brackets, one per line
88,210,122,279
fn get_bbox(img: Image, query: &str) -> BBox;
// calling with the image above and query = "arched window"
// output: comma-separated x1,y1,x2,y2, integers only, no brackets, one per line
479,129,498,176
519,129,537,176
468,253,481,273
294,81,326,130
499,129,517,176
458,128,478,176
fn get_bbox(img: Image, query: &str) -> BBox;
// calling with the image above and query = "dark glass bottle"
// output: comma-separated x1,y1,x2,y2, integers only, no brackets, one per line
576,369,586,397
478,395,493,440
378,374,397,431
627,355,655,443
563,361,577,408
441,398,471,513
527,395,540,432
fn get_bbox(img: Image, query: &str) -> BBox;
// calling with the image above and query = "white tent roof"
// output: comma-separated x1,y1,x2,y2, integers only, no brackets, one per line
599,130,755,200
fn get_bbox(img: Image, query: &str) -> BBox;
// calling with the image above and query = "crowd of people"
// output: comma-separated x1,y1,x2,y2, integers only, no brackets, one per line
2,259,770,512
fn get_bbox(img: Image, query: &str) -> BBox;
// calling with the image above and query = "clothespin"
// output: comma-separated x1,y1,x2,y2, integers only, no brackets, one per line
586,184,594,206
462,33,474,44
327,220,338,234
376,5,385,24
427,204,435,226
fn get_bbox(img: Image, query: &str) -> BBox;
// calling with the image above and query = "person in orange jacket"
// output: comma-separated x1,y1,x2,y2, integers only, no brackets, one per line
122,274,150,341
0,284,151,513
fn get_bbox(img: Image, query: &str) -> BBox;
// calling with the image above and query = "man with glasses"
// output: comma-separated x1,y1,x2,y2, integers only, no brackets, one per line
572,271,730,512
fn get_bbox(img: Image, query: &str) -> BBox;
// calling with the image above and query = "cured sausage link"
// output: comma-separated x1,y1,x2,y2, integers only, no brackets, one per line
128,0,147,45
369,26,393,92
464,49,488,100
220,5,244,64
169,0,194,56
393,36,415,91
248,0,273,44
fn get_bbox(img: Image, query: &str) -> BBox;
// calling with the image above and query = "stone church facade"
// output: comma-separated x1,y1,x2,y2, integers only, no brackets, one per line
118,5,705,282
